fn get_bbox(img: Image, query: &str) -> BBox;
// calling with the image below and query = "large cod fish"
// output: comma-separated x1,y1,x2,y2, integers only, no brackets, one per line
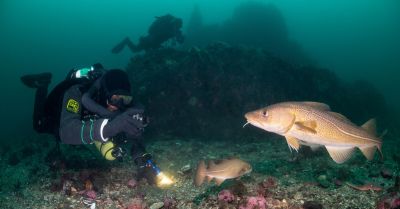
244,101,383,164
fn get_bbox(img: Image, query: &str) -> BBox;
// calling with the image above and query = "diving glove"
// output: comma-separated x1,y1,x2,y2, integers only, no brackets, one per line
103,108,145,139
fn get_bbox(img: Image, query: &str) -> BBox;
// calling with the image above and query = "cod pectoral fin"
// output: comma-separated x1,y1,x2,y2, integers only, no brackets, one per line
295,121,317,134
325,146,355,164
285,135,300,152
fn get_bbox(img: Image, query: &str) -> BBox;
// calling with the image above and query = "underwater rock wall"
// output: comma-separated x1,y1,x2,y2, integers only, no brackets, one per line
126,43,392,139
185,2,312,66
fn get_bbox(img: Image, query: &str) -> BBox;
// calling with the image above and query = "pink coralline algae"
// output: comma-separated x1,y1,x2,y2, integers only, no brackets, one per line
239,196,267,209
218,189,235,203
84,189,97,200
377,195,400,209
393,198,400,208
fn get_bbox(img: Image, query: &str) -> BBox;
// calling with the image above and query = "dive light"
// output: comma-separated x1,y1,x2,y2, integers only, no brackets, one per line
146,159,174,187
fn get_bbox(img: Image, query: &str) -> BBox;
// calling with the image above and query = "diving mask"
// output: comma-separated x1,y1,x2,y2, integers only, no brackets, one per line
107,95,133,108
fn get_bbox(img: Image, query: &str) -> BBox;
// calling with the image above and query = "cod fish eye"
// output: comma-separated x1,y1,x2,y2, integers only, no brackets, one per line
262,110,268,116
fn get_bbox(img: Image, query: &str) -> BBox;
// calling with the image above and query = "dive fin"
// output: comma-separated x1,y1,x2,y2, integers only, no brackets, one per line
285,135,300,152
295,121,317,134
111,38,128,54
20,72,52,88
325,146,355,164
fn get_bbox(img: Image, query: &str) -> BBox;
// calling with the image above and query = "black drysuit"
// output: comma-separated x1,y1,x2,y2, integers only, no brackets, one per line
37,81,146,159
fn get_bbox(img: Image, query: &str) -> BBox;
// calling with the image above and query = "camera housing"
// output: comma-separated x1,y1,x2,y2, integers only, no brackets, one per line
132,113,149,127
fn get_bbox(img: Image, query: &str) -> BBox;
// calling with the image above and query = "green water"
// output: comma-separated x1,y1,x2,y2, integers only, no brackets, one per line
1,0,399,139
1,1,400,208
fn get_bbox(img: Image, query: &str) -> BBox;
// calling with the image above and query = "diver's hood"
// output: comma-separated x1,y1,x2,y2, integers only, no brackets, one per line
100,69,131,102
81,69,132,117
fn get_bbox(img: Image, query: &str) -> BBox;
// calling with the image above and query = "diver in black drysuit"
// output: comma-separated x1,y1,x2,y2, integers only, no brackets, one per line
21,64,157,184
112,14,184,54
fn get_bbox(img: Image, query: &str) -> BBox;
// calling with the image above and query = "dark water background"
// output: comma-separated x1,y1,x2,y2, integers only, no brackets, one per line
0,0,399,143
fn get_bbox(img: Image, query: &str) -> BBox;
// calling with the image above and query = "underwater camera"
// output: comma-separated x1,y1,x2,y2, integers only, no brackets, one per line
132,113,149,128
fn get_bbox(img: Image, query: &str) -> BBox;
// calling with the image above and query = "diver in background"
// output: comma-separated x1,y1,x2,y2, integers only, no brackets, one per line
112,14,184,53
20,64,158,184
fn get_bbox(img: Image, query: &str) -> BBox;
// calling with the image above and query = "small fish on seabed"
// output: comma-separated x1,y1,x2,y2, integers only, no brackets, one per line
345,182,383,192
194,158,252,186
244,101,384,164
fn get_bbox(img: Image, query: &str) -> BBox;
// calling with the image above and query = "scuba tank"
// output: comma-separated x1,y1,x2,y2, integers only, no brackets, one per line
94,140,124,161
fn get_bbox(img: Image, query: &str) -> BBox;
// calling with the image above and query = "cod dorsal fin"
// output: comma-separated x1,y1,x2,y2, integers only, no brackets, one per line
361,118,377,136
295,121,317,134
328,112,351,122
325,146,355,164
301,102,331,111
285,135,300,152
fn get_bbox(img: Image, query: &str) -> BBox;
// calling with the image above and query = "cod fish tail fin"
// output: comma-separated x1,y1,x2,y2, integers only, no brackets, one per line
195,160,207,186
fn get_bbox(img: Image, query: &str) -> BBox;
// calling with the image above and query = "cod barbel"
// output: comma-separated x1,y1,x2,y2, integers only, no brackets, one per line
244,101,383,164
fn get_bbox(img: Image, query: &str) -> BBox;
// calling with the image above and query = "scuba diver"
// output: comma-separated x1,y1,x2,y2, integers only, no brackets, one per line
20,64,159,184
112,14,184,53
